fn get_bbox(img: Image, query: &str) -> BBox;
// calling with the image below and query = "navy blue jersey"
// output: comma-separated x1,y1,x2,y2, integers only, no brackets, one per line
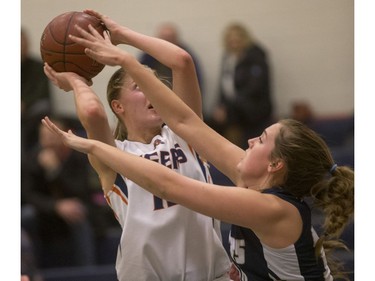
229,187,332,281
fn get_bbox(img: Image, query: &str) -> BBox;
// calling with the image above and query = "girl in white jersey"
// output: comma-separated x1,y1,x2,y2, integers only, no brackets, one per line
43,9,230,281
43,11,354,280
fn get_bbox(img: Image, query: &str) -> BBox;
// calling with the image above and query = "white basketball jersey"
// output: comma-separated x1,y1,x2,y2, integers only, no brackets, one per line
105,125,230,281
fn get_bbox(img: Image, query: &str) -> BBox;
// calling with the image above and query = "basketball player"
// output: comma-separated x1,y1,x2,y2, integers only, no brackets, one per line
44,10,354,280
43,10,230,281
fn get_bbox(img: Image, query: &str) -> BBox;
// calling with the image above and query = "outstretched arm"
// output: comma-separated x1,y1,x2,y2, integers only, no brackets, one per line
84,9,201,118
42,116,285,235
70,21,245,185
43,64,116,194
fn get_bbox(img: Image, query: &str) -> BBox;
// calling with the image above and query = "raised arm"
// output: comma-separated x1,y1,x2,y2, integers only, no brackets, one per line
84,9,202,118
70,20,245,185
43,65,116,193
42,116,285,236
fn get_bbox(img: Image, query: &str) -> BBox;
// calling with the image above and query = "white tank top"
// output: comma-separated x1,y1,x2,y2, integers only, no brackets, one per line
105,125,230,281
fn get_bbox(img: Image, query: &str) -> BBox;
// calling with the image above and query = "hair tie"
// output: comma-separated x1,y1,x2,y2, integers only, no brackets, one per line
329,163,338,175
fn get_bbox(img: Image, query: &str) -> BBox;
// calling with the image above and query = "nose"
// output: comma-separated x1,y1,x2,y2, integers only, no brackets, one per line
248,137,256,148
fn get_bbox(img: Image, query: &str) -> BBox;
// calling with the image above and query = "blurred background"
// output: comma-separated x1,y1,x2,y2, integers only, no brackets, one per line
21,0,353,124
18,1,356,281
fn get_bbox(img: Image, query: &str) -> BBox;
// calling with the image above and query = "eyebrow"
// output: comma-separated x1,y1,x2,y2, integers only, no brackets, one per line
262,130,268,139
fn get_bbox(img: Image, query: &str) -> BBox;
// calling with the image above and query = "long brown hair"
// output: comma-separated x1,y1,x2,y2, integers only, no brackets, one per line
272,119,354,280
106,68,128,141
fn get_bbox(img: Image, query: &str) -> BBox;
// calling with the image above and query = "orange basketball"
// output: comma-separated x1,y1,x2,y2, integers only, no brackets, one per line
40,11,106,80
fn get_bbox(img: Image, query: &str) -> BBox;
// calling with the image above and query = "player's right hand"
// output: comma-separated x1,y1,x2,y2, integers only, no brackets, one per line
83,9,126,46
43,63,92,92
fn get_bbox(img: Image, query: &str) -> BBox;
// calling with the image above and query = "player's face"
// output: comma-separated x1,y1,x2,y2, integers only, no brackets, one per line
119,77,163,128
237,123,281,188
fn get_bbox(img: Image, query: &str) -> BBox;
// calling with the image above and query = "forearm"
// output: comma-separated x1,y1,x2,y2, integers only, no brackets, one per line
89,138,170,199
118,53,244,185
118,28,201,113
69,78,116,187
70,79,114,146
119,53,195,127
70,80,105,127
87,137,245,224
118,27,188,70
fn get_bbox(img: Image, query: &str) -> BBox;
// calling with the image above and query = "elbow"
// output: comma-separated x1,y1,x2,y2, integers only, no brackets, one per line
172,49,195,71
80,101,108,128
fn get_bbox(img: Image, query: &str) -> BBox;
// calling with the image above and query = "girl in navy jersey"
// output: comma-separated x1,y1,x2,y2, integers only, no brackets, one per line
43,9,354,281
43,10,230,281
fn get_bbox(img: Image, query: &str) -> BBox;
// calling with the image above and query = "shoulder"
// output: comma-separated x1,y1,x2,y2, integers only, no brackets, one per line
244,44,267,60
263,187,309,211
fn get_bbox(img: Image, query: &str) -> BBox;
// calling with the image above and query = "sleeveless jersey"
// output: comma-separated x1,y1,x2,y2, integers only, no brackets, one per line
229,187,333,281
105,125,230,281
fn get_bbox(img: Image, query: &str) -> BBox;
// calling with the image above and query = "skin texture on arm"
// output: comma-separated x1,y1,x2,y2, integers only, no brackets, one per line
42,116,301,249
84,9,202,118
43,65,116,193
70,22,246,185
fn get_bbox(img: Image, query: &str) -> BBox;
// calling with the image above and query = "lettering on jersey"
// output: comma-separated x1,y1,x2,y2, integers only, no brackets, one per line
143,143,187,169
142,143,187,210
230,236,246,264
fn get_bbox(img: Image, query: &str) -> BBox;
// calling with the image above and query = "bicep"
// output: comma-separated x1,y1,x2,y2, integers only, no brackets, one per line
169,180,279,231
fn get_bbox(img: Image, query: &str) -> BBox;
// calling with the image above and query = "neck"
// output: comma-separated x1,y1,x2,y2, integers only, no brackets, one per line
127,127,162,144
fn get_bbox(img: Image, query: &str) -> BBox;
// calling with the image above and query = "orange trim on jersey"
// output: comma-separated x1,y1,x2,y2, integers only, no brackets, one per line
104,190,120,222
110,185,129,205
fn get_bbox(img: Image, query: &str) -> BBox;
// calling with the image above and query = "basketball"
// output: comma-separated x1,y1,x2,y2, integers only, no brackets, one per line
40,11,106,80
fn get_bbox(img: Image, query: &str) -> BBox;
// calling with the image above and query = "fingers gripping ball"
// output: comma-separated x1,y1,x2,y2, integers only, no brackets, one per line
40,11,106,80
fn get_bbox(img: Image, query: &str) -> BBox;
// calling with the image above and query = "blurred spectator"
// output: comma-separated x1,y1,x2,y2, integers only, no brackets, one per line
21,229,44,281
21,27,53,155
207,23,273,148
21,117,96,268
289,101,354,168
138,22,204,93
290,101,314,124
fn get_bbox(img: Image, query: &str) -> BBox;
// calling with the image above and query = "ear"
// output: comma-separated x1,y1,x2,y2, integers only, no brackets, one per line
111,99,124,115
268,160,284,173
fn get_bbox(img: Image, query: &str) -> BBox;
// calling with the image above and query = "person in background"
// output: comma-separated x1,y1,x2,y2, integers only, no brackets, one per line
138,22,204,94
21,229,44,281
42,9,230,281
208,23,273,149
21,117,96,268
21,27,53,155
289,101,314,124
45,19,355,280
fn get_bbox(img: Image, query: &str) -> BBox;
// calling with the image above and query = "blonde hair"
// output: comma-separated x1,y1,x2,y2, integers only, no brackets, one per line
106,68,128,141
106,67,169,141
223,23,253,52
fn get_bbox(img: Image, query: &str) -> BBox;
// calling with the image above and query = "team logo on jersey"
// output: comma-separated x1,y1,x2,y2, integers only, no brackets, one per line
153,138,165,149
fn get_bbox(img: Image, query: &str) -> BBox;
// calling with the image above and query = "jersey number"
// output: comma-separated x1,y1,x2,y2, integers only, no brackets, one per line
229,236,246,264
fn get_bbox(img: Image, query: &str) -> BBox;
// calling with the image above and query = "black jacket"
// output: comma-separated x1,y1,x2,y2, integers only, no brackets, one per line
219,44,272,127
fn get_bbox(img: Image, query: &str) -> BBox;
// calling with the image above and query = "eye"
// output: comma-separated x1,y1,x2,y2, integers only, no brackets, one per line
258,136,263,144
